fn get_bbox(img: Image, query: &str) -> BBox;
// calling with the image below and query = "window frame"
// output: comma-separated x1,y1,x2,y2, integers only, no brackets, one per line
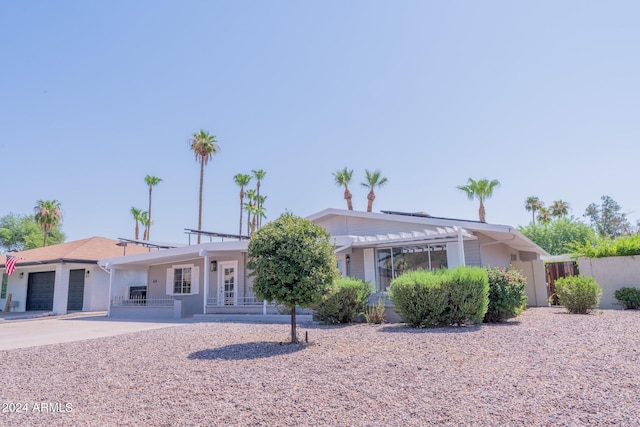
166,264,199,296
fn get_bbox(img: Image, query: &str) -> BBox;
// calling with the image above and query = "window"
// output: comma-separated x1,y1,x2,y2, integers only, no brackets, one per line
166,265,199,296
174,267,192,294
1,273,7,298
376,245,448,291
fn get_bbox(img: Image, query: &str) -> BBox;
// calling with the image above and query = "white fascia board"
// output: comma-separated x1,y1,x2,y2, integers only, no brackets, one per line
349,229,477,248
99,241,248,268
307,208,514,234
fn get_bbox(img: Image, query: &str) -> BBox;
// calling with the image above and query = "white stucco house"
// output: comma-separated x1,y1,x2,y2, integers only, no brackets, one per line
98,209,550,319
1,237,150,315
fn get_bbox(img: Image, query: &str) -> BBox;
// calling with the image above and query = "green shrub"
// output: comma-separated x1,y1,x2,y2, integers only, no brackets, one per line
483,266,528,323
614,287,640,309
389,270,448,327
389,266,489,327
313,277,372,324
553,276,602,314
441,266,489,325
571,234,640,258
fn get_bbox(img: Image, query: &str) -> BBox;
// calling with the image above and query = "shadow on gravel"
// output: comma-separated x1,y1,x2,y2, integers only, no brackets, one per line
377,320,521,334
188,341,307,360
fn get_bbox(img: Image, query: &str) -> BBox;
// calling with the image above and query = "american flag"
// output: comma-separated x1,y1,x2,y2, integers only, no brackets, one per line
5,255,24,276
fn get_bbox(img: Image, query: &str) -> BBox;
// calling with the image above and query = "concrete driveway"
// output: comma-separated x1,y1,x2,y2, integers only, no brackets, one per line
0,312,193,351
0,312,314,351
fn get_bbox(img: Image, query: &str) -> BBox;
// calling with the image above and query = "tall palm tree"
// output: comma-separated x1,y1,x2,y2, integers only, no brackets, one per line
252,169,266,228
34,200,62,246
234,173,252,237
525,196,545,224
252,205,266,234
537,208,552,226
549,200,570,219
130,207,145,240
140,212,150,240
189,130,220,243
360,169,388,213
245,189,257,236
333,167,354,210
457,178,500,222
144,175,162,241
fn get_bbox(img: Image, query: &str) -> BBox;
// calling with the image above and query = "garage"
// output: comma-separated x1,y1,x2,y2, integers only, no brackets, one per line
26,271,55,311
67,269,86,311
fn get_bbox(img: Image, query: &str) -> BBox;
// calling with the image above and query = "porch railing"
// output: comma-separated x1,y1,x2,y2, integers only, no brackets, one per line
207,295,273,306
111,296,174,307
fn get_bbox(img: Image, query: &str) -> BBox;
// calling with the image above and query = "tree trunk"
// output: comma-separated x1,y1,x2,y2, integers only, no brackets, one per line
344,188,353,210
135,222,139,240
290,305,297,343
239,189,244,237
367,191,375,212
147,187,153,240
198,160,204,244
479,200,486,223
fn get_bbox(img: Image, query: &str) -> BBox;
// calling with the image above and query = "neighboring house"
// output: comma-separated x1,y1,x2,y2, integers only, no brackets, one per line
1,237,150,314
98,209,549,319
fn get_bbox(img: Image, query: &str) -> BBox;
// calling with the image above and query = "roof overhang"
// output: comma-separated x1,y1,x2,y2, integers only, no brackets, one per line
332,226,477,253
100,240,249,269
309,208,549,257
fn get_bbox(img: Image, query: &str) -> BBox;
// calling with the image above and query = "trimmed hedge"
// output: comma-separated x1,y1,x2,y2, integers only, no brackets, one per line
389,266,489,327
484,266,528,323
614,287,640,310
313,277,372,324
554,276,602,314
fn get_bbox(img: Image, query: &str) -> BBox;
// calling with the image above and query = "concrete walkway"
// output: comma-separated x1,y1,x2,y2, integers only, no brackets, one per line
0,311,314,351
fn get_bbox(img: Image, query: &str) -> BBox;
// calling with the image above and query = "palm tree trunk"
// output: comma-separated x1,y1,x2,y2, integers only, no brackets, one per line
147,187,153,240
345,188,353,210
239,190,244,237
256,181,261,228
367,191,375,212
479,200,486,222
198,160,204,244
135,222,139,240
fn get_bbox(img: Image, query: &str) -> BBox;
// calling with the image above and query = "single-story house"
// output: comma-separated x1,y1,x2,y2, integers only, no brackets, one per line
1,237,150,314
98,209,550,319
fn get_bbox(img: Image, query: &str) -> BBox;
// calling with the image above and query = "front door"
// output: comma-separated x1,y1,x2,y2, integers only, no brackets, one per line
67,269,86,311
218,261,238,305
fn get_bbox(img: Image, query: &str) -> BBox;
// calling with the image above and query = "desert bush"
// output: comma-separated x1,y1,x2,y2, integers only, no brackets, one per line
313,277,372,324
483,266,528,323
364,297,386,324
553,276,602,314
614,287,640,309
389,266,488,327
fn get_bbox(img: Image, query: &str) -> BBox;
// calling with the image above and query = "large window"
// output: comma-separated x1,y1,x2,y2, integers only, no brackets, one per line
166,265,199,296
376,245,448,291
1,273,6,298
173,267,192,294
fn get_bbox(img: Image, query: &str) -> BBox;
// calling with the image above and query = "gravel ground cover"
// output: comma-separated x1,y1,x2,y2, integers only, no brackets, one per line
1,307,639,426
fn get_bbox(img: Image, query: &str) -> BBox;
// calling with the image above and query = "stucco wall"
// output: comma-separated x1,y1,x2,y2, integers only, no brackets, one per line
511,260,547,307
577,256,640,310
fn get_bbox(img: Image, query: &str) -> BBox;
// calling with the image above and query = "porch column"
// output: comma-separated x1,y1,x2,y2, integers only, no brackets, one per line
457,227,466,266
106,264,113,318
202,253,210,315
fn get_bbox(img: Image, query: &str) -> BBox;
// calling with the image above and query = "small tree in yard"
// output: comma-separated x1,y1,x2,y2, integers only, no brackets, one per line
247,212,339,343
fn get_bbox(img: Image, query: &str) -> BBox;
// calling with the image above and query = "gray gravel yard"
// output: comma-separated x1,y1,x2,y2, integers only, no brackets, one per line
1,307,639,426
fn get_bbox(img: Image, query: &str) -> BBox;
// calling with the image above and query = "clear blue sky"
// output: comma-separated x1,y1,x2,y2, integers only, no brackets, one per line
2,1,639,244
